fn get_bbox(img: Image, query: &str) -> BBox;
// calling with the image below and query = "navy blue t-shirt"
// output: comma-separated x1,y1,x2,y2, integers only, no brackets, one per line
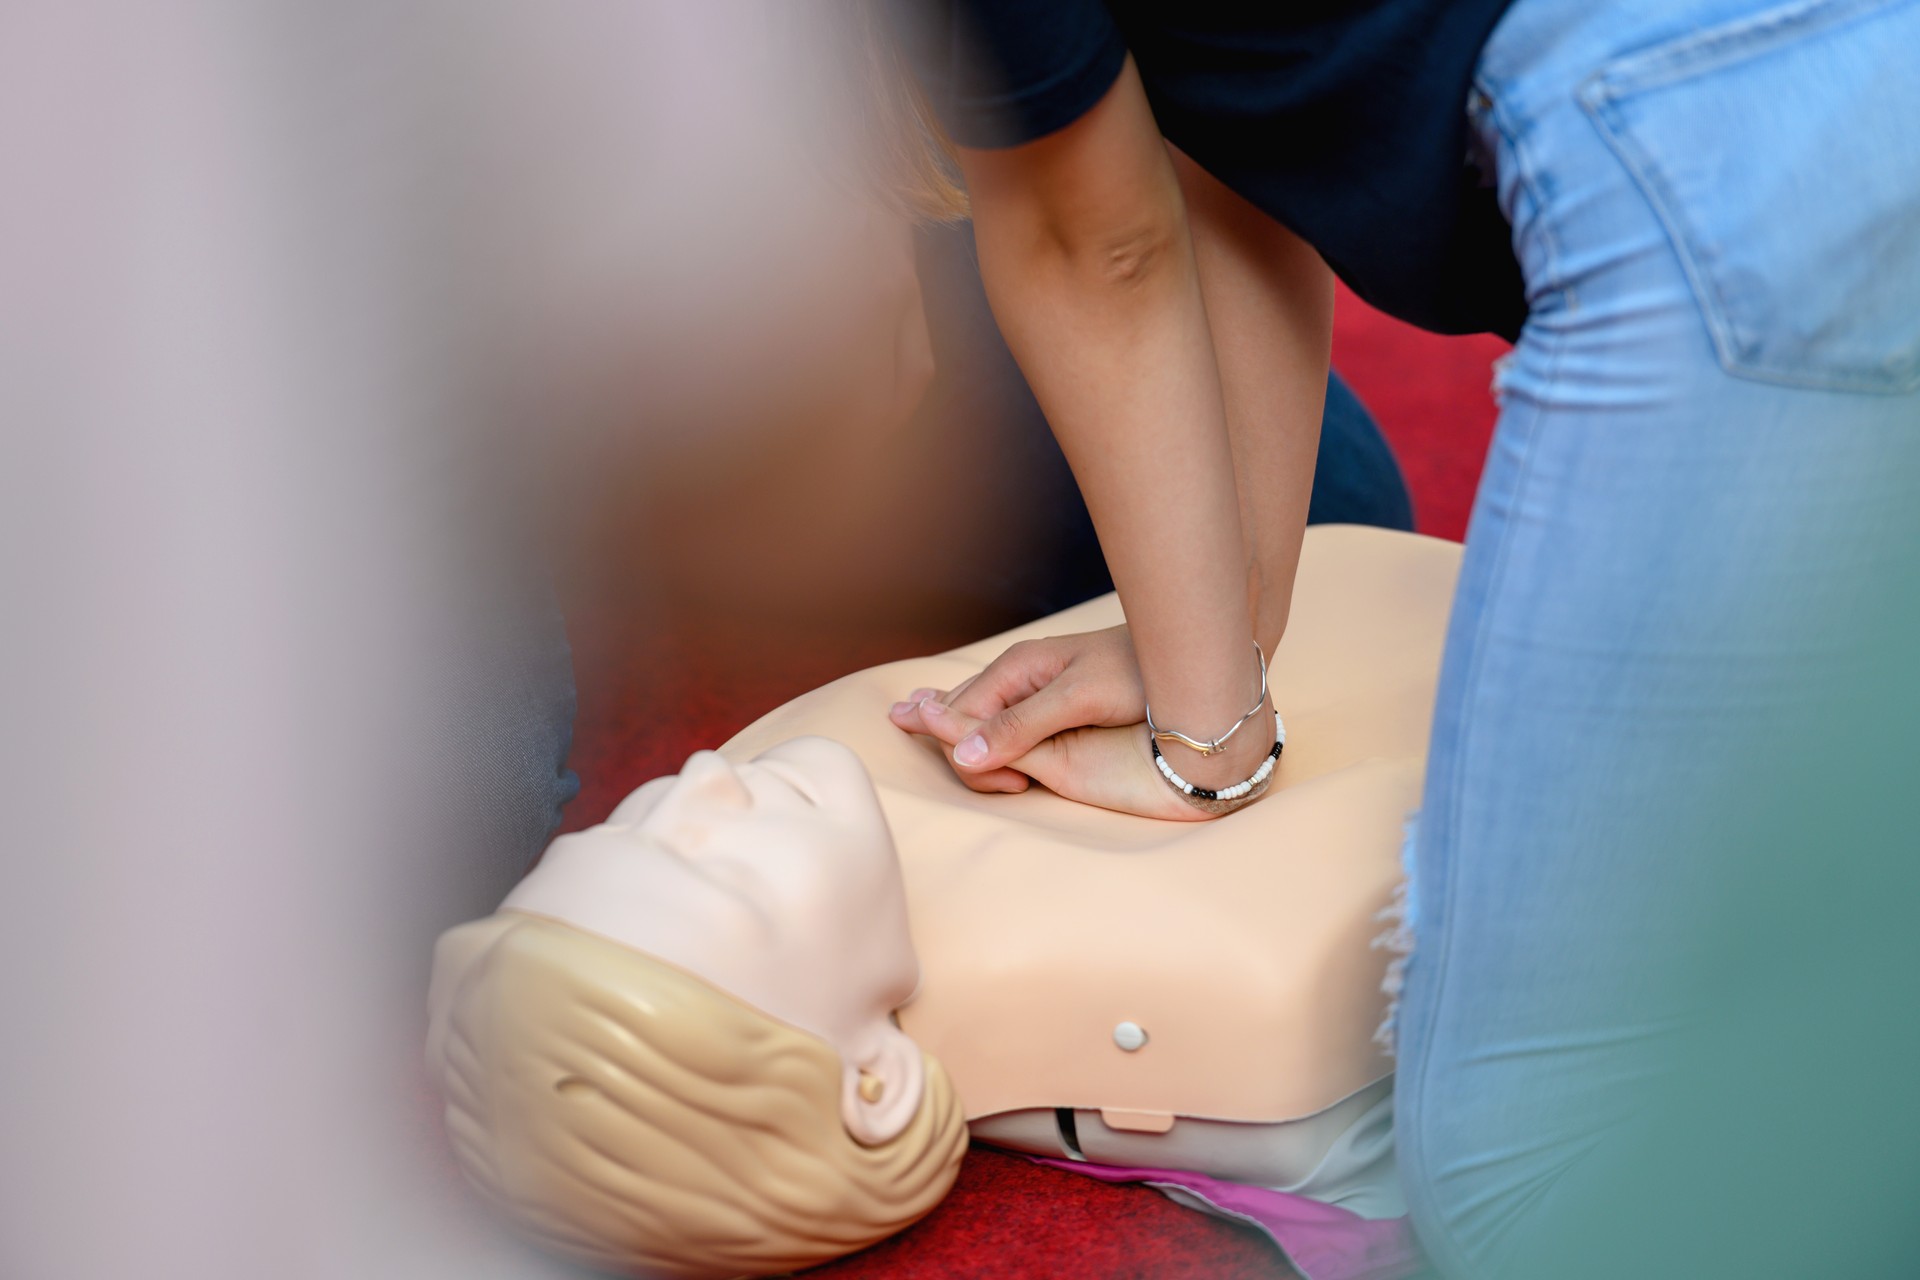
889,0,1524,339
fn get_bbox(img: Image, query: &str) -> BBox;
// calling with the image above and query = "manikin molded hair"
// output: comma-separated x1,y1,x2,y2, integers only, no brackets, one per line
427,912,967,1280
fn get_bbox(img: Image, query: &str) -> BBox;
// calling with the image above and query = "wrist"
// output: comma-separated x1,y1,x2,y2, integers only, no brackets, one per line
1149,700,1283,815
1143,637,1272,787
1144,629,1267,740
1162,693,1275,789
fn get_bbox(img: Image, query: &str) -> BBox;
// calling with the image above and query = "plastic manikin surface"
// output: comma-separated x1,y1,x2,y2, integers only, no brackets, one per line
497,732,933,1146
718,524,1461,1130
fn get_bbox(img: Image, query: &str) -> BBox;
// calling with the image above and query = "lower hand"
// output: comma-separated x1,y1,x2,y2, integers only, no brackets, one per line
896,694,1205,822
888,625,1145,794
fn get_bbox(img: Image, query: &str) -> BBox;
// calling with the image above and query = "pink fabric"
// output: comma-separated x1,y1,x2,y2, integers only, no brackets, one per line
1033,1158,1424,1280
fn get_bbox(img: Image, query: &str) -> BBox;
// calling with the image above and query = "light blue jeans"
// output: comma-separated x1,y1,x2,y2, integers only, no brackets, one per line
1391,1,1920,1275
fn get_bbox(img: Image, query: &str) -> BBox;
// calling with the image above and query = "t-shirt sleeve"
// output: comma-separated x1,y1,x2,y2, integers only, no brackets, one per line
885,0,1128,149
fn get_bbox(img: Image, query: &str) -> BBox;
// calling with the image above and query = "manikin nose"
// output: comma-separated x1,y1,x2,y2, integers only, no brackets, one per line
674,750,754,809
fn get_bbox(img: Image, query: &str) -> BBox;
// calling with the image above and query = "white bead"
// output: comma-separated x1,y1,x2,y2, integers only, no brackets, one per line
1153,711,1288,805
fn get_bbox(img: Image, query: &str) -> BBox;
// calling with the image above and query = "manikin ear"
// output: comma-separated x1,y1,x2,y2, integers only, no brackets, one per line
839,1022,926,1146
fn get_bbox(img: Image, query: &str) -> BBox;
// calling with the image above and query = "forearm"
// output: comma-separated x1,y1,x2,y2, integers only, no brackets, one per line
1172,146,1334,655
960,62,1263,774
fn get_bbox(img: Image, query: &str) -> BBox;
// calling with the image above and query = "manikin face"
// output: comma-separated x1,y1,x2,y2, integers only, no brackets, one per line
501,736,925,1143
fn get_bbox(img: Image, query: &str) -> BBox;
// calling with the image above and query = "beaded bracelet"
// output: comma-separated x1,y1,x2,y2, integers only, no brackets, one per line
1151,710,1284,812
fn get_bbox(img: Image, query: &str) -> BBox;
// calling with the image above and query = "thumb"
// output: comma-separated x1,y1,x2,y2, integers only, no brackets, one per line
950,684,1075,772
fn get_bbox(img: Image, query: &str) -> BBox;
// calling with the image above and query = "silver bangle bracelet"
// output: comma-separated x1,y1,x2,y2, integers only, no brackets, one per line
1151,711,1286,811
1144,640,1269,756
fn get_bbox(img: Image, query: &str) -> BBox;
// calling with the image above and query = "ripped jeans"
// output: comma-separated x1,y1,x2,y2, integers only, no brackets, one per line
1389,1,1920,1275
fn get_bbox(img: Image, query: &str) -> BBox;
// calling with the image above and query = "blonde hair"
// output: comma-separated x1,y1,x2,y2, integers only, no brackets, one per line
807,0,969,224
427,913,967,1280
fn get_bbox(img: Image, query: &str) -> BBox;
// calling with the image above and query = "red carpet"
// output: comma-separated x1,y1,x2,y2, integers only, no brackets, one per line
557,286,1507,1277
1329,285,1509,543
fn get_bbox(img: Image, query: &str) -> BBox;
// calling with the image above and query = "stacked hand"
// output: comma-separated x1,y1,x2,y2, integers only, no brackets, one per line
887,626,1208,822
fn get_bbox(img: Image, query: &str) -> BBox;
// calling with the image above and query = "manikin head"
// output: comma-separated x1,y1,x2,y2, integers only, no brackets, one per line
427,737,966,1278
502,736,930,1142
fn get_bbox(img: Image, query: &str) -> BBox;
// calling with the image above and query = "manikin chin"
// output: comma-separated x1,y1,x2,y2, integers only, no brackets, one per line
426,525,1460,1279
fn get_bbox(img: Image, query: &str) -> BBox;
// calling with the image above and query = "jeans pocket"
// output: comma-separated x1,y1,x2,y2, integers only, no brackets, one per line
1581,0,1920,394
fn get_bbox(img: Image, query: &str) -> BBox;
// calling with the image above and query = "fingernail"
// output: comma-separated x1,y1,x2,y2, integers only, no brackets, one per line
909,688,936,702
955,734,988,766
922,699,948,718
890,701,916,717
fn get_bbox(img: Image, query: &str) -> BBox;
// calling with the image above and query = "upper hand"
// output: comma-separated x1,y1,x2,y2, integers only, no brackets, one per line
890,692,1205,822
888,625,1145,794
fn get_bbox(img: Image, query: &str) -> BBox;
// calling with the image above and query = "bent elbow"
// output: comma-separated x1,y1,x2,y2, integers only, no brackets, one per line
1077,219,1181,291
973,195,1189,299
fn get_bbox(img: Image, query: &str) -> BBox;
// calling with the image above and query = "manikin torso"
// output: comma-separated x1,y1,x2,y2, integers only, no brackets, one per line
499,525,1459,1214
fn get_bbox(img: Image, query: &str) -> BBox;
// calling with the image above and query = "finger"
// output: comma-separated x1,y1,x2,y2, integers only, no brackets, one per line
949,682,1084,773
887,692,1030,792
946,641,1065,721
888,687,950,736
959,765,1032,794
913,697,1031,794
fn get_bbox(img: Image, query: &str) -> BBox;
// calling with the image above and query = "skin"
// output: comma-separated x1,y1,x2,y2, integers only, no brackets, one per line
920,686,1205,822
892,59,1332,814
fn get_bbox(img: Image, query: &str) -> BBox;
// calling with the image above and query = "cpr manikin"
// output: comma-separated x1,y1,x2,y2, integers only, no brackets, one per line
428,525,1461,1278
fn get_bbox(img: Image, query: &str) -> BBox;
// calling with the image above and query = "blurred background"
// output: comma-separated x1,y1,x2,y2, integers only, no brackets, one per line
15,3,1919,1277
556,237,1511,832
0,3,1510,1277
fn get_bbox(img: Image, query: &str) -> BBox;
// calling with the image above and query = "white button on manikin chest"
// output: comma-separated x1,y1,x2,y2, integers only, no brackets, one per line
1112,1021,1148,1052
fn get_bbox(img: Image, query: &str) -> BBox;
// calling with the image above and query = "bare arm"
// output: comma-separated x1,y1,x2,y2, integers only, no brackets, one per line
954,58,1271,790
1171,144,1333,653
